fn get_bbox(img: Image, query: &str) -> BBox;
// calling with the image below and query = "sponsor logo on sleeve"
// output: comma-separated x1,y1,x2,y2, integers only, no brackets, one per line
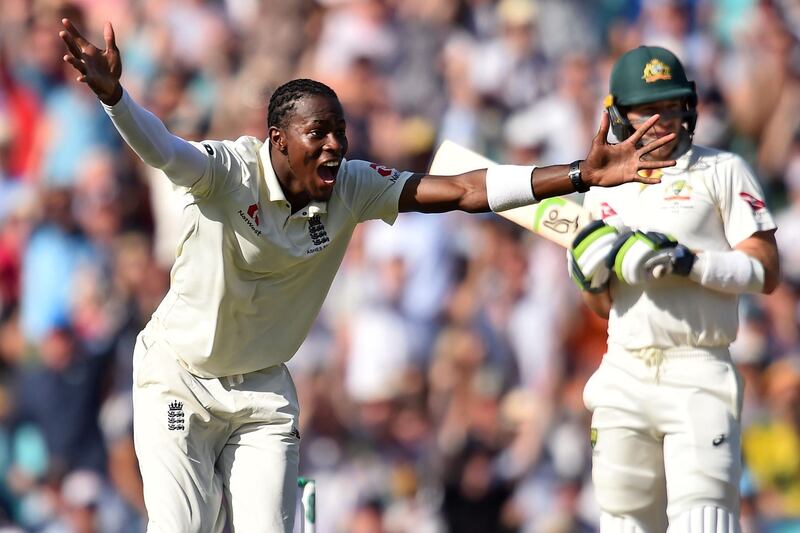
202,143,215,156
600,202,618,219
739,192,766,212
739,192,770,223
369,163,400,183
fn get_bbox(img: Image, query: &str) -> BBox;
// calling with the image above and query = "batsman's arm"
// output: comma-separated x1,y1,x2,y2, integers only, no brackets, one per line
400,113,677,214
683,231,779,295
578,231,779,319
628,230,779,294
599,229,778,296
709,155,780,294
735,231,780,294
581,289,612,319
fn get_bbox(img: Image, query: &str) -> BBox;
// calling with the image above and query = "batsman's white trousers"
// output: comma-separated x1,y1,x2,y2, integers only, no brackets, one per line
132,323,300,533
583,345,743,532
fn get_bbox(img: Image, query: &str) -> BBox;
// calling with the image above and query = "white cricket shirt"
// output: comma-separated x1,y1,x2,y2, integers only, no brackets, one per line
149,137,413,377
583,145,776,349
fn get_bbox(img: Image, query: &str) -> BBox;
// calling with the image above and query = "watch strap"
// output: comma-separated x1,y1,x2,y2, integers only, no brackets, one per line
569,160,589,193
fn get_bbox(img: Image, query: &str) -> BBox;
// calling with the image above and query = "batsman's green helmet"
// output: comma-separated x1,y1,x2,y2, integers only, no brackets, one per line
604,46,697,141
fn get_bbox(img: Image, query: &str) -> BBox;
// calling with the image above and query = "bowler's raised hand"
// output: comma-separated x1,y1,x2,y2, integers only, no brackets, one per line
582,112,677,188
59,18,123,105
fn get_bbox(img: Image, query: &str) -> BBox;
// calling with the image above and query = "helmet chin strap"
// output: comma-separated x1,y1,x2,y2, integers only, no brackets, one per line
669,127,692,159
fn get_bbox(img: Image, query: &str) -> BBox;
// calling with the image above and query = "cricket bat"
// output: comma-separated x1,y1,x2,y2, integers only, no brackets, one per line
429,140,593,248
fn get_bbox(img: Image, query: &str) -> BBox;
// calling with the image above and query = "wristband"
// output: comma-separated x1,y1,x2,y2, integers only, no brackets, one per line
486,165,537,212
689,250,765,294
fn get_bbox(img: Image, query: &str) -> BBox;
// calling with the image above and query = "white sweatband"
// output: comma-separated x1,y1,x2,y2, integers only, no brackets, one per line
689,250,765,294
485,165,537,212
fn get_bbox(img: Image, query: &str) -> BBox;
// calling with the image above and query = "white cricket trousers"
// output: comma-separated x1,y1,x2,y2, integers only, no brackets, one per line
583,345,743,532
132,324,300,533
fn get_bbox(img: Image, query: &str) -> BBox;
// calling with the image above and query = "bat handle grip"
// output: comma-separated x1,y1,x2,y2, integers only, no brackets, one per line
651,264,668,279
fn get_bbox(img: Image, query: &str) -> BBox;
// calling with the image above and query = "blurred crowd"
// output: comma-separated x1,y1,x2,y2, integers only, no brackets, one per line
0,0,799,531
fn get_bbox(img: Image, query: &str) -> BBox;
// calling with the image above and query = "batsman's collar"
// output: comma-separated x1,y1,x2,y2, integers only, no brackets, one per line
660,132,694,174
664,146,696,173
258,141,328,217
659,152,691,176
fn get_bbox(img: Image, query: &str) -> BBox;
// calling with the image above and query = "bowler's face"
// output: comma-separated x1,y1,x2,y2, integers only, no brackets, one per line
282,95,348,202
626,99,685,160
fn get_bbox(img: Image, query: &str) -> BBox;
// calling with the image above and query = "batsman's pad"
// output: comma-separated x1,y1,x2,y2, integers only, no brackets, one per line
599,513,649,533
569,220,618,292
667,506,739,533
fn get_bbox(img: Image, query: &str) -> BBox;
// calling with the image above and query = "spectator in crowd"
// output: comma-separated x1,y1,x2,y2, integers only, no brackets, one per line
0,0,796,531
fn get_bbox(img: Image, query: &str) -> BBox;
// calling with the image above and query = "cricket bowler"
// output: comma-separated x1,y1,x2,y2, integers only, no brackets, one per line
569,46,780,532
60,19,679,532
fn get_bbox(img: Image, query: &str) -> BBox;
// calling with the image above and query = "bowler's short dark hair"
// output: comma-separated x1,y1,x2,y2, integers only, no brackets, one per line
268,79,339,129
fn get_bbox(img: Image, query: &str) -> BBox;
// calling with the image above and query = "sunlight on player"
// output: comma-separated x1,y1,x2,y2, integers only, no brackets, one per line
61,18,678,532
570,46,780,533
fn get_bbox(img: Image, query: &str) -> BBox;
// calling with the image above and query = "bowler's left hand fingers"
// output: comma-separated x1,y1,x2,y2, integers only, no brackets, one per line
632,170,664,185
63,54,87,75
592,111,611,146
626,114,660,146
637,132,676,158
59,29,84,59
61,18,93,50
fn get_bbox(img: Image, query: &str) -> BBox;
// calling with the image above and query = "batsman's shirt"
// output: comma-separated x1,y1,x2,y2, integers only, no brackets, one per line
583,145,776,349
149,137,412,377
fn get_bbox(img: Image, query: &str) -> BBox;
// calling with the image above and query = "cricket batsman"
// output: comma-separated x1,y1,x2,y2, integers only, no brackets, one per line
60,19,678,533
569,46,781,532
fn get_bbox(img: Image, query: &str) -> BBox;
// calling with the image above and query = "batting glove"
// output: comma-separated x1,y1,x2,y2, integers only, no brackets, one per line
568,220,619,292
606,231,696,285
644,241,697,279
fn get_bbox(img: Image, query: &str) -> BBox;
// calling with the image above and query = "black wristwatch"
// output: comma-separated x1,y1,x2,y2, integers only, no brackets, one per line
568,160,589,193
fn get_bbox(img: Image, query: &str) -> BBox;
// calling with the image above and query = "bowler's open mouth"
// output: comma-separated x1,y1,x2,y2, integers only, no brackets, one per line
317,160,340,184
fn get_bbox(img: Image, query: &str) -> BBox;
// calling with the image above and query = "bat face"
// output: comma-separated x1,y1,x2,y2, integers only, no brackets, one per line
429,140,592,247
